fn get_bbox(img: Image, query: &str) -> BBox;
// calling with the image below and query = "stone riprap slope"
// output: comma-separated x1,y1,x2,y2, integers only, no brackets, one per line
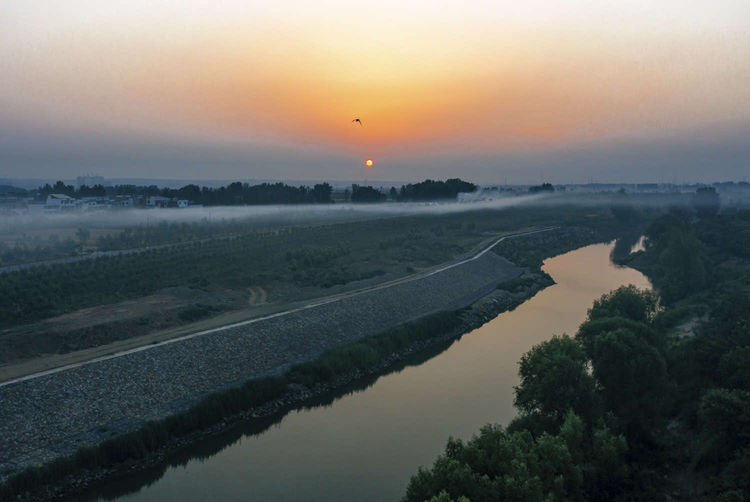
0,252,521,478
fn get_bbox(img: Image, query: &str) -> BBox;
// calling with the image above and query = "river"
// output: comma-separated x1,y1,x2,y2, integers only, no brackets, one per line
72,241,650,502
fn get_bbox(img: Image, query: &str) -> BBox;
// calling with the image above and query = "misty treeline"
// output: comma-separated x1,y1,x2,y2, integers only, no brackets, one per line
32,178,476,205
349,178,476,202
36,180,335,205
403,209,750,501
0,185,708,269
0,310,465,501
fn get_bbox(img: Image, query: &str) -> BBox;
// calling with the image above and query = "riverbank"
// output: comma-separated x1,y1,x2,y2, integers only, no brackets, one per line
0,267,554,502
0,245,524,476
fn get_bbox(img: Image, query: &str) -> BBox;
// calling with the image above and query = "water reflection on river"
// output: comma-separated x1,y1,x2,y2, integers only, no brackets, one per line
76,242,650,502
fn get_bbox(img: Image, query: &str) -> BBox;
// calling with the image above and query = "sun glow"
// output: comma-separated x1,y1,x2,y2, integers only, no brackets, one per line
365,159,374,167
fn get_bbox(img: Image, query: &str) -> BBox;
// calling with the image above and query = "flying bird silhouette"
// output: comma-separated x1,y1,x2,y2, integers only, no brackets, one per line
352,118,362,126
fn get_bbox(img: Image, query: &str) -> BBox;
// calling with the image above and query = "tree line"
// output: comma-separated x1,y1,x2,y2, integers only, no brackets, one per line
37,181,335,205
34,178,477,205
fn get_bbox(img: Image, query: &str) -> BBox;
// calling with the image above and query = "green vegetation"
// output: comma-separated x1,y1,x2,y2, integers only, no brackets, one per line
0,212,489,328
0,310,465,501
0,204,640,361
403,286,668,501
403,209,750,501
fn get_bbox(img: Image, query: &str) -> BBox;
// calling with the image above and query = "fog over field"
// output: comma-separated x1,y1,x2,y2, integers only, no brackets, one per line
2,188,715,238
0,196,551,235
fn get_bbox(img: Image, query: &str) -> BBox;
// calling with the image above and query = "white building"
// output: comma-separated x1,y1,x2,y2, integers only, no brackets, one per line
177,199,189,208
111,195,134,207
78,197,108,211
45,194,76,210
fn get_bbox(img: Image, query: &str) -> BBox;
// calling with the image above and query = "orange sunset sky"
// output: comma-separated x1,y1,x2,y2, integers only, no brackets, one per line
1,0,749,183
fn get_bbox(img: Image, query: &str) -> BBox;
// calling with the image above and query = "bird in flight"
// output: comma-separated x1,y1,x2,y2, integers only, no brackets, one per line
352,118,362,126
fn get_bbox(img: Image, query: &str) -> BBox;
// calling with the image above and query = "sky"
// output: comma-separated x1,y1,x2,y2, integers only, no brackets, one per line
1,0,749,184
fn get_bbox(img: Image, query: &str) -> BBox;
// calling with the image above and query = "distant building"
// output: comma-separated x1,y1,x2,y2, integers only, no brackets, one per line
177,199,189,208
78,197,108,211
147,195,171,207
45,194,76,210
111,195,134,207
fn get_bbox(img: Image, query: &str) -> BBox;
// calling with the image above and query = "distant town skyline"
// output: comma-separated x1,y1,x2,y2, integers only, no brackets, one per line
1,1,749,184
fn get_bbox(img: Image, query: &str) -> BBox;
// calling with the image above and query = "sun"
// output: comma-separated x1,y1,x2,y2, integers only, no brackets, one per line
365,158,374,167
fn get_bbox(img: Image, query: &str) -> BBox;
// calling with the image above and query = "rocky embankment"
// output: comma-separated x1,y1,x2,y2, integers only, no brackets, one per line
0,251,523,480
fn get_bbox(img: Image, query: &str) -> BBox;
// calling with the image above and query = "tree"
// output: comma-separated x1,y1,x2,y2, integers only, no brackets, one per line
576,316,662,362
590,327,670,448
177,184,201,203
514,335,600,431
529,183,554,194
693,187,720,218
656,227,709,303
696,388,750,479
402,413,628,502
52,180,75,196
644,217,711,304
310,183,333,203
424,491,470,502
398,179,476,201
350,185,386,203
587,286,660,325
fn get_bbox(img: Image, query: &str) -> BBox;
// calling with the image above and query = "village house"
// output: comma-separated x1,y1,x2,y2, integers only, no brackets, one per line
45,194,76,211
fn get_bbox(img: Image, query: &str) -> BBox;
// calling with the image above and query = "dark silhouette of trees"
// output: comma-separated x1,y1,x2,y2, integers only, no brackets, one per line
693,186,720,218
36,181,335,205
514,335,600,432
403,411,629,502
350,184,386,203
529,183,554,194
77,185,107,197
34,178,482,205
644,215,711,304
196,182,334,205
587,285,660,324
397,179,476,201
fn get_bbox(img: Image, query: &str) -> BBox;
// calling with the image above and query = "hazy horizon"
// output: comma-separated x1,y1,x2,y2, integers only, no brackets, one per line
2,1,749,184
